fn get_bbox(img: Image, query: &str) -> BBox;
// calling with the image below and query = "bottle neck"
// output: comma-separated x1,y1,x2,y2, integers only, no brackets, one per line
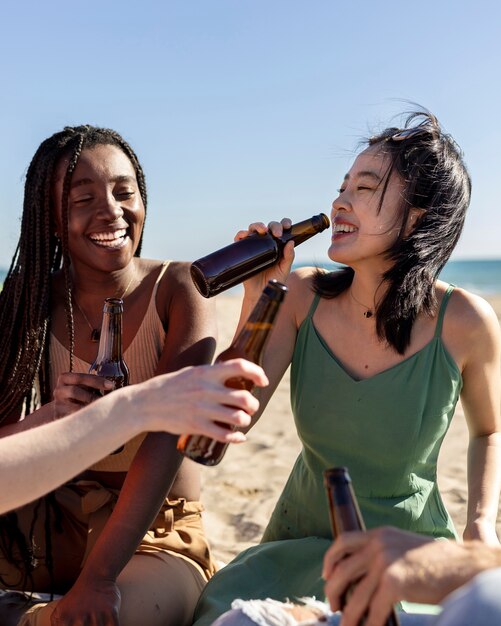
96,304,124,363
324,474,366,536
232,288,284,363
280,213,330,247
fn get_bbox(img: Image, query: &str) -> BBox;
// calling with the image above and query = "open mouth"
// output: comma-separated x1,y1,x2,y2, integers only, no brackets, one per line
88,228,129,249
332,223,357,237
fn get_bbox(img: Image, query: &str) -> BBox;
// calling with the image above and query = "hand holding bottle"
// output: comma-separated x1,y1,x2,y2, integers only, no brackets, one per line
190,213,329,298
133,359,269,441
323,467,400,626
234,217,295,301
178,280,287,465
53,372,115,418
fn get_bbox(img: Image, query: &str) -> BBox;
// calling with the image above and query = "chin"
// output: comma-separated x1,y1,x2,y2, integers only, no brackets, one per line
327,245,347,265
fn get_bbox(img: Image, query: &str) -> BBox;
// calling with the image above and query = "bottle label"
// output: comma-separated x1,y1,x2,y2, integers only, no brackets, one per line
243,322,273,331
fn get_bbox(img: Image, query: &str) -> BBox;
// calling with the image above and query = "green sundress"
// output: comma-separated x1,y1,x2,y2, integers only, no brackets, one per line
193,285,462,625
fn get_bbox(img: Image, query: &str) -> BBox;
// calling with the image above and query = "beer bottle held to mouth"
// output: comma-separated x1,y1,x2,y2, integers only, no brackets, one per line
177,280,288,465
323,467,400,626
190,213,330,298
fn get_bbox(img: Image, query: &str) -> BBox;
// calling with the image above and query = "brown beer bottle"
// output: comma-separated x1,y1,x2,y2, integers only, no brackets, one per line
190,213,330,298
177,279,288,465
89,297,130,391
323,467,400,626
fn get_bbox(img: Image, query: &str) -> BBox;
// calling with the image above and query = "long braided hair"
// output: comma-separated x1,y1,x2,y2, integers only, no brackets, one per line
0,126,147,592
313,111,471,354
0,125,147,421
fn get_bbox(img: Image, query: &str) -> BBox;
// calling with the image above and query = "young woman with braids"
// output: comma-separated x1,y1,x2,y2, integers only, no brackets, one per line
0,126,220,626
191,111,501,626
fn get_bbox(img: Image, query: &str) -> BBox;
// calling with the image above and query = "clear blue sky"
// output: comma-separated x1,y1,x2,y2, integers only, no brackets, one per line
1,0,500,269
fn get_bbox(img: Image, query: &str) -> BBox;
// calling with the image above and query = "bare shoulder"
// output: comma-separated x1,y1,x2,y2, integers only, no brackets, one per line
162,260,193,290
440,281,501,360
140,258,214,321
287,266,319,327
441,282,500,336
135,258,192,297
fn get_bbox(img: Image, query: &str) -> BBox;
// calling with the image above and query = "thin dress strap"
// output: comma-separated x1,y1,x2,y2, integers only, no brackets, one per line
434,284,455,338
305,292,321,320
154,261,170,290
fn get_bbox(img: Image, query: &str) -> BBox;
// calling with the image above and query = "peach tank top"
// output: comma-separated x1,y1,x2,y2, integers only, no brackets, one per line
49,262,169,471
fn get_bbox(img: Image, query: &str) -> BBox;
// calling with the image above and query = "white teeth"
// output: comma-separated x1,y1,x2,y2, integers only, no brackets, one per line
333,223,357,233
89,229,127,242
89,229,128,248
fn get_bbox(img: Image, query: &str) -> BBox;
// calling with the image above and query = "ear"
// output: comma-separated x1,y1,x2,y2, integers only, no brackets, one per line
404,207,426,236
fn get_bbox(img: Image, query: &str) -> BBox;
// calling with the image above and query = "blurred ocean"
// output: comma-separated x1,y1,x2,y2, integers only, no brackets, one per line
437,260,501,297
1,259,500,296
295,258,501,297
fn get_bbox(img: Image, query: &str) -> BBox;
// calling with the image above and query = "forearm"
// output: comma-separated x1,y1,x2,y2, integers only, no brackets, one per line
423,542,501,602
0,401,57,437
0,392,140,513
79,432,182,581
465,432,501,537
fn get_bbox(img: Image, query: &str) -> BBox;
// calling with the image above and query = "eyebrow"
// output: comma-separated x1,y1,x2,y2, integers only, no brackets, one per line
70,174,137,189
343,170,382,182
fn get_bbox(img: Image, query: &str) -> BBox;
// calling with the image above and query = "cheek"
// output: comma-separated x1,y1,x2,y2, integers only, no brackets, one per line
374,200,403,235
133,202,146,230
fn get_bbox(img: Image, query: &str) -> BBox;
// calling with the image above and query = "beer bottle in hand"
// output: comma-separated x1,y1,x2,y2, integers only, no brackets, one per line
177,279,288,465
89,297,130,391
323,467,400,626
190,213,330,297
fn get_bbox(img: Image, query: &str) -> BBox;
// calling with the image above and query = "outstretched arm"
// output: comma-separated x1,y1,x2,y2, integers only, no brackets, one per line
0,360,266,515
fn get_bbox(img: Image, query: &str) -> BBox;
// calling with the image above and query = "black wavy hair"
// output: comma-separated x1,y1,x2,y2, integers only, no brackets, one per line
313,111,471,353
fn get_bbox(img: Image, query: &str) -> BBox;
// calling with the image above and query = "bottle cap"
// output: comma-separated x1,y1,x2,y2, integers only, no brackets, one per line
323,466,351,486
103,298,124,313
264,279,288,301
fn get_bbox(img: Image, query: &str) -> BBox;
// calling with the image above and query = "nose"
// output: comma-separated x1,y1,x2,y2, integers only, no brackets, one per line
99,193,124,221
331,191,351,216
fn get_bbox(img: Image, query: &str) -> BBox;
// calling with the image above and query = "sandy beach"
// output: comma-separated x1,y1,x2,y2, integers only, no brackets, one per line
199,293,501,565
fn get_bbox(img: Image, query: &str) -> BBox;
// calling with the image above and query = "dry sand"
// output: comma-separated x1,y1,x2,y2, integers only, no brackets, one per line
200,293,501,565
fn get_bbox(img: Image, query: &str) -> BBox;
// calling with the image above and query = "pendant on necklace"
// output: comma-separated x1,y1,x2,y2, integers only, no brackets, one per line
91,329,101,343
363,310,373,319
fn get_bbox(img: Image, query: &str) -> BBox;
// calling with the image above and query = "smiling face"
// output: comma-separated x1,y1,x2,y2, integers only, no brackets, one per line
52,143,145,275
328,146,411,271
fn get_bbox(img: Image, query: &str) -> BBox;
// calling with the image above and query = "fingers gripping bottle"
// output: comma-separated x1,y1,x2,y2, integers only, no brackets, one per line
89,298,130,390
323,467,400,626
190,213,330,297
177,280,288,465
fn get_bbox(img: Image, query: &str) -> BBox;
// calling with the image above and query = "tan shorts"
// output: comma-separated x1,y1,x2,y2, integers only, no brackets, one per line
0,479,216,592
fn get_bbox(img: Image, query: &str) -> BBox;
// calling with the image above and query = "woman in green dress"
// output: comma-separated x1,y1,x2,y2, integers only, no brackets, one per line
193,111,501,625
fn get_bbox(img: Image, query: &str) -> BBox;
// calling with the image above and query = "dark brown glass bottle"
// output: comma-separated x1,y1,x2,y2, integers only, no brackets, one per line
89,298,130,391
190,213,330,298
323,467,400,626
177,280,288,465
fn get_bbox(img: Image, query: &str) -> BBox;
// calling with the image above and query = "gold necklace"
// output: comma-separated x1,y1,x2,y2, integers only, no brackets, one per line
73,273,135,342
349,288,373,319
